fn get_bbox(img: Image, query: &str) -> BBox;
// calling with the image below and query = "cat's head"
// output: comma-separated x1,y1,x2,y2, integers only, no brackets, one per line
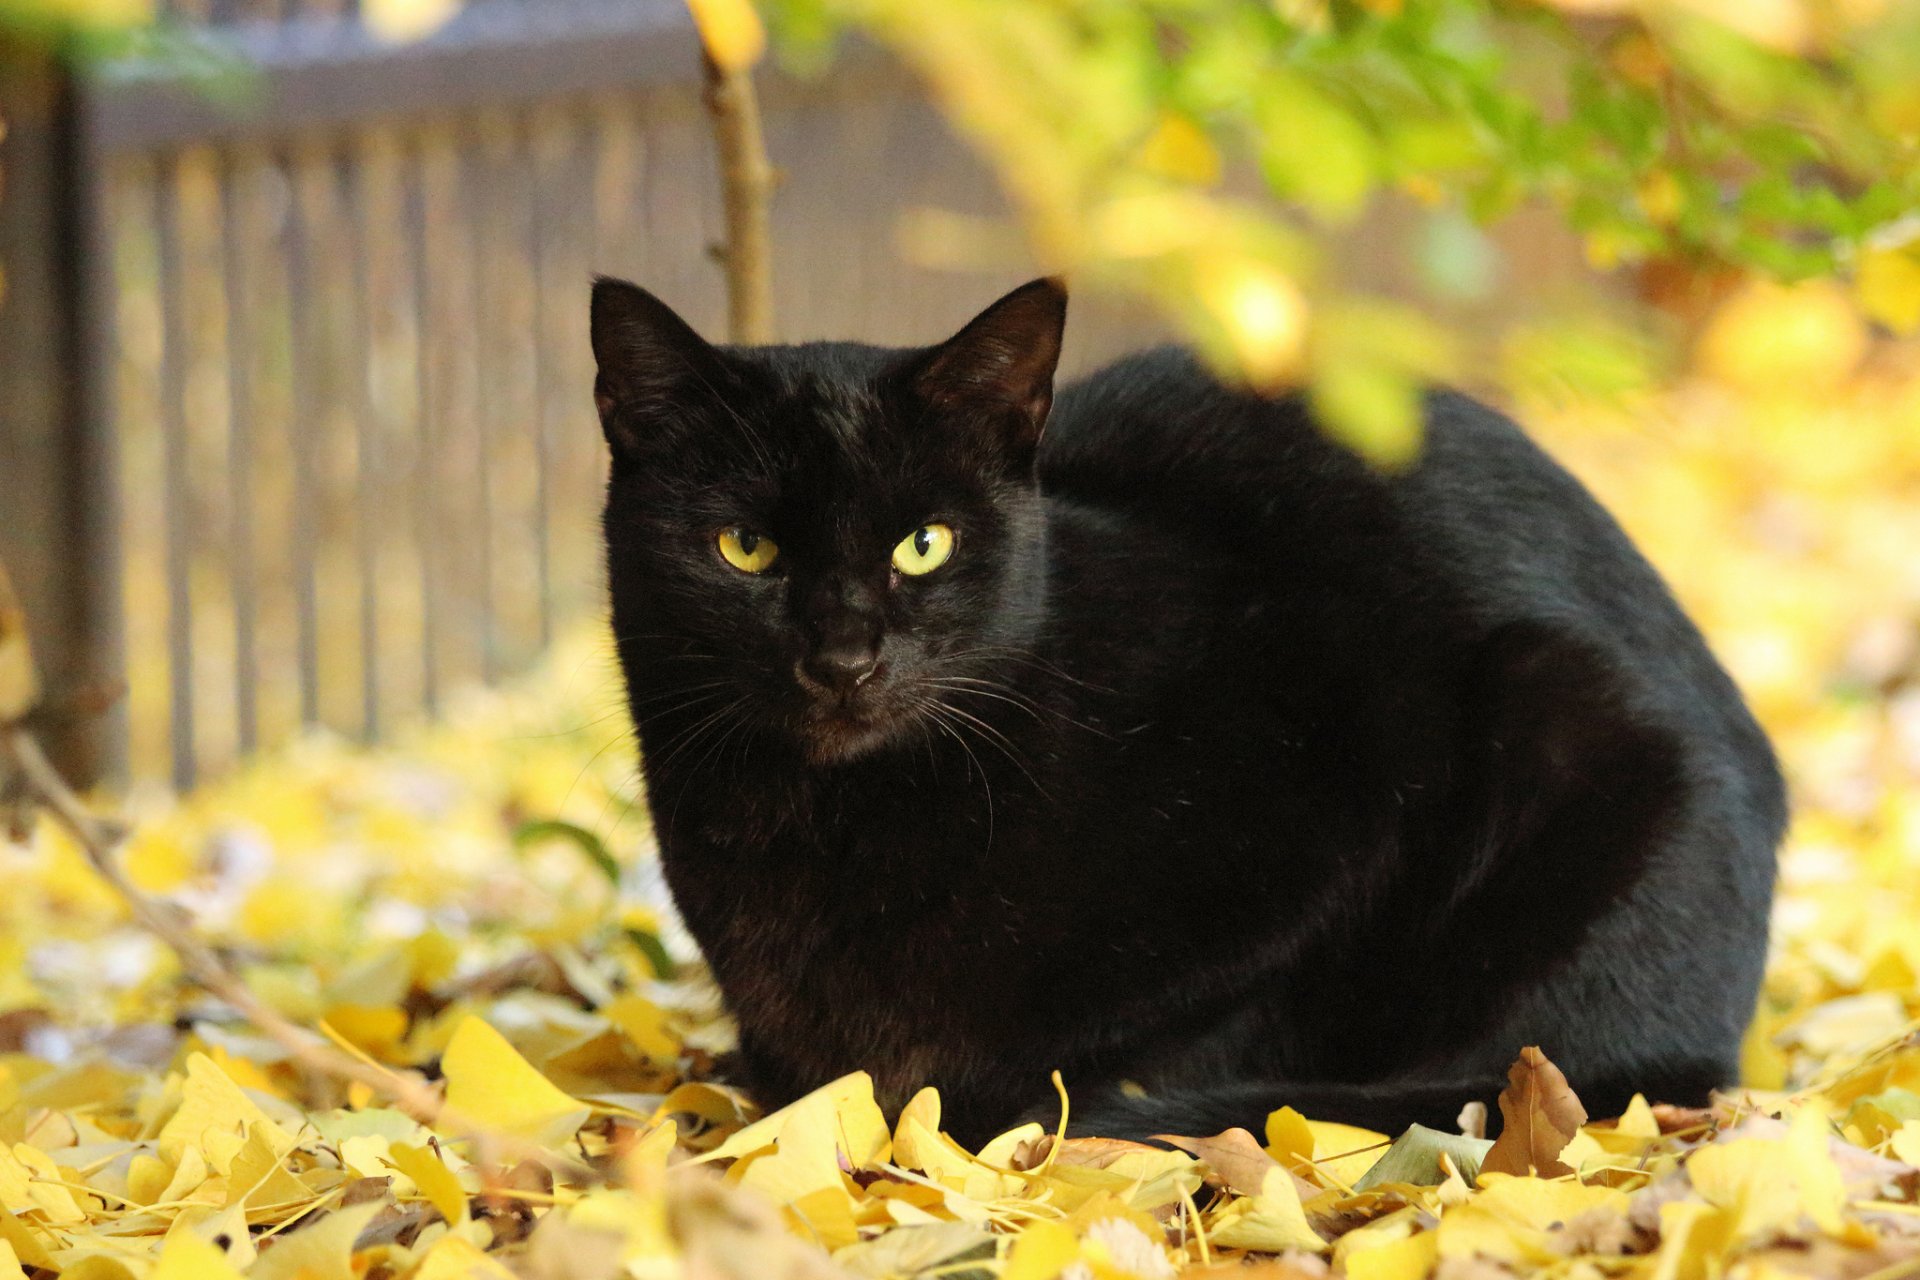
591,278,1067,766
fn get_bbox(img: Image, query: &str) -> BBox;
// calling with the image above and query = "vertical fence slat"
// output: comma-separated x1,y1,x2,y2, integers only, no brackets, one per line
462,128,499,686
282,146,322,728
342,146,381,741
527,114,554,654
405,140,440,717
153,152,197,790
219,152,260,757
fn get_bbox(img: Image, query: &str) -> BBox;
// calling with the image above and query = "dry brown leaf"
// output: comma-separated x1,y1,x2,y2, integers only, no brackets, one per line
1157,1127,1319,1201
1481,1046,1589,1178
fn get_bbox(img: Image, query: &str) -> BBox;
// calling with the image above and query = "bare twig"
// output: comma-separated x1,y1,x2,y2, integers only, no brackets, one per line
701,48,776,344
0,717,598,1183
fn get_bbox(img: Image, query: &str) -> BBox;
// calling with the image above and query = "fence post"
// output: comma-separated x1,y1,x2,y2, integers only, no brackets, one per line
0,46,126,789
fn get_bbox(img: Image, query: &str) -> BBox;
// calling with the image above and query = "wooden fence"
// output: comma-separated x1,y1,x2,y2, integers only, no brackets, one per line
0,0,1169,790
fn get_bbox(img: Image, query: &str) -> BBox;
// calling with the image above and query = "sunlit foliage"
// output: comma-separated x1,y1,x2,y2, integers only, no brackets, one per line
747,0,1920,457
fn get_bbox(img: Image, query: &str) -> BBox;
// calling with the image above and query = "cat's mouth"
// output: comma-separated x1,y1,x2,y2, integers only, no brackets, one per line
795,677,915,765
799,703,905,764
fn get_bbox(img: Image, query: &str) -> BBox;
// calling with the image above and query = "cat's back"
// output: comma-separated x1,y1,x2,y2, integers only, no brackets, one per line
1039,346,1783,819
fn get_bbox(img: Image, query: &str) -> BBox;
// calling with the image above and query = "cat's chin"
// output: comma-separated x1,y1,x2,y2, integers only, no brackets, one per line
798,711,907,766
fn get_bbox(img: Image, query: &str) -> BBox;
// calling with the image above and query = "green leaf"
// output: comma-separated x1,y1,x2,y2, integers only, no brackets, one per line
1353,1123,1494,1191
625,927,679,981
513,818,621,885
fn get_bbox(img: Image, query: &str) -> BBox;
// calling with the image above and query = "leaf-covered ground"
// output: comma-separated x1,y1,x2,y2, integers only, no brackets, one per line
3,285,1920,1278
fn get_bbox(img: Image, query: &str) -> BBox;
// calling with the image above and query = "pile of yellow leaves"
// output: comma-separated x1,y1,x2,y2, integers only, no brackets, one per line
2,281,1920,1278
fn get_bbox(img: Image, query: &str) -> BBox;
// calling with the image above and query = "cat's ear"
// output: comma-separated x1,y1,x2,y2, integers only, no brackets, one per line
590,276,729,455
913,278,1067,448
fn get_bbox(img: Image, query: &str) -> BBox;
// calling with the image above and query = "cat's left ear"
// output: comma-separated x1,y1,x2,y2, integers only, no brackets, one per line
913,278,1067,450
590,276,731,457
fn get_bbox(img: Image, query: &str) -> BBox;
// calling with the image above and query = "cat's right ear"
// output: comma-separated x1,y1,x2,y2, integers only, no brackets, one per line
590,277,727,457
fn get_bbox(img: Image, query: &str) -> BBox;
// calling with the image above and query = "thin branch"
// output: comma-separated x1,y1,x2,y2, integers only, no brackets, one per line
701,48,776,344
0,719,597,1183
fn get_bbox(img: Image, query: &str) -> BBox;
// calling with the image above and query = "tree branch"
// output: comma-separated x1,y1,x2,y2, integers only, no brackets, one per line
701,48,776,344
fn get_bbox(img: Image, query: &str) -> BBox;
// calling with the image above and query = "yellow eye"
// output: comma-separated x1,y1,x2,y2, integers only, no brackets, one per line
717,527,779,573
892,523,955,576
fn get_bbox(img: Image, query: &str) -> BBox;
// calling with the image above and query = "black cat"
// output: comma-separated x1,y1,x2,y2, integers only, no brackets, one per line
590,276,1783,1145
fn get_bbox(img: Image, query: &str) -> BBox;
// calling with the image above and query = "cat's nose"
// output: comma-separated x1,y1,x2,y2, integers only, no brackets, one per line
801,644,881,694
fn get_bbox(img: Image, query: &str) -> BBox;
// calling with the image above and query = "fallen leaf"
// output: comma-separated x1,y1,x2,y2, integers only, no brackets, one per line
440,1016,591,1147
1482,1047,1588,1178
1353,1123,1494,1190
1157,1127,1316,1201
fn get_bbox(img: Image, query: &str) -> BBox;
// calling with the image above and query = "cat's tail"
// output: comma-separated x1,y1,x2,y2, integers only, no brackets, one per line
1041,1077,1503,1145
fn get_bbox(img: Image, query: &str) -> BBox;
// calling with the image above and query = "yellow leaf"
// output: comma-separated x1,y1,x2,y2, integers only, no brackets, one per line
0,1144,84,1223
734,1081,875,1228
1265,1106,1315,1164
702,1070,888,1169
247,1202,380,1280
784,1184,859,1251
1697,279,1865,396
1197,258,1309,391
408,1234,518,1280
0,1208,50,1270
1136,114,1221,185
1345,1227,1438,1280
151,1232,245,1280
602,993,680,1067
1648,1200,1735,1280
361,0,461,43
1266,1107,1389,1185
687,0,765,70
1004,1219,1079,1280
1685,1112,1845,1246
1618,1094,1661,1140
321,1004,408,1060
387,1142,470,1227
1436,1175,1627,1265
157,1054,297,1173
226,1121,315,1213
1857,245,1920,335
440,1016,590,1147
0,1240,22,1280
1205,1168,1327,1253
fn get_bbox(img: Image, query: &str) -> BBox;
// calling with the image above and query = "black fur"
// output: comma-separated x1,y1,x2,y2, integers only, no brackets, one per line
590,276,1784,1146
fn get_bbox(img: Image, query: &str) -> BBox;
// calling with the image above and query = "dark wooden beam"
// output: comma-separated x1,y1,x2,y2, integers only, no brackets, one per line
0,45,125,787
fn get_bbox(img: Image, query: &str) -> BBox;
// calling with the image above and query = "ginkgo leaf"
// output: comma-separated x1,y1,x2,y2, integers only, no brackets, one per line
156,1054,297,1172
440,1016,591,1148
387,1142,470,1227
702,1071,887,1168
150,1232,245,1280
246,1202,380,1280
1352,1123,1494,1190
1482,1046,1588,1178
1204,1166,1328,1253
1685,1107,1847,1246
1436,1175,1628,1265
1002,1218,1079,1280
408,1234,519,1280
0,1210,49,1271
